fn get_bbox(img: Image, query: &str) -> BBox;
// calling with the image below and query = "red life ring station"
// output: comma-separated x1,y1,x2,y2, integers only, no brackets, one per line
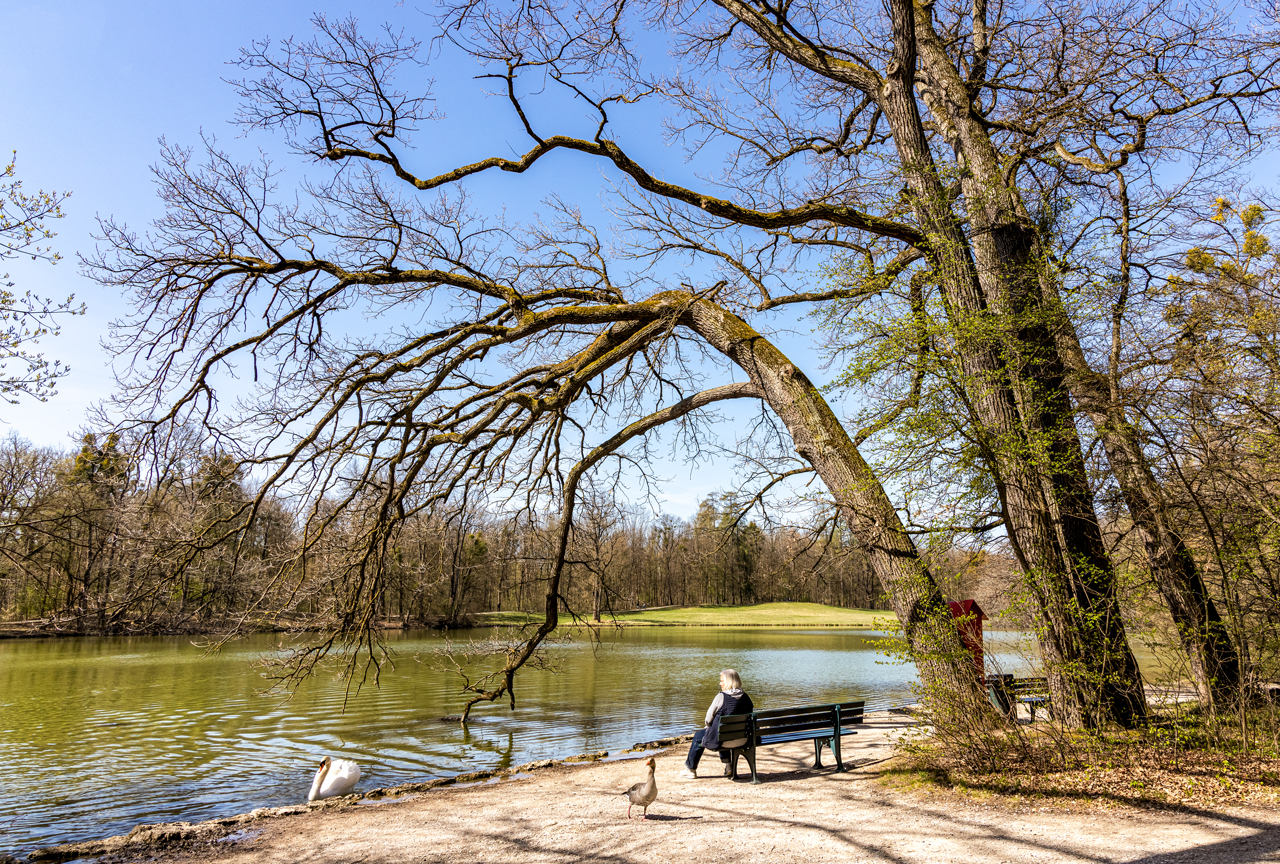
947,599,987,679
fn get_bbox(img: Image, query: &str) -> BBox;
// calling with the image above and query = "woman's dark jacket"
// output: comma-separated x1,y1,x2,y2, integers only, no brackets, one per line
705,690,754,750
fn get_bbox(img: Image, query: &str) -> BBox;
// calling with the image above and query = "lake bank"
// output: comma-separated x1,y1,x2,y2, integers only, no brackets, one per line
22,710,1280,864
0,614,459,640
476,601,890,628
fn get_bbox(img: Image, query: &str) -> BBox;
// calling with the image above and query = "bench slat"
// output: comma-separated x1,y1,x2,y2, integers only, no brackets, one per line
759,729,857,745
754,719,837,735
755,710,835,724
754,706,837,719
754,699,866,715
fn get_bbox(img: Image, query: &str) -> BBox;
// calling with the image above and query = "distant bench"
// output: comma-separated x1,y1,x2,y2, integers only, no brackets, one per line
988,676,1051,721
718,700,866,784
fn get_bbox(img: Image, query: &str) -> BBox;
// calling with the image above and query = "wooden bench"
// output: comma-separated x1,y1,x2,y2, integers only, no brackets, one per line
988,676,1051,721
718,700,866,784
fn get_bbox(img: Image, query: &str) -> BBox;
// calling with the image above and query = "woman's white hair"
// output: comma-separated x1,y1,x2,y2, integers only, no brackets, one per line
719,669,742,690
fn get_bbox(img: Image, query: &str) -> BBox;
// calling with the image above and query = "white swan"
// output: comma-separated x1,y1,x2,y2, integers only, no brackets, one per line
307,756,361,802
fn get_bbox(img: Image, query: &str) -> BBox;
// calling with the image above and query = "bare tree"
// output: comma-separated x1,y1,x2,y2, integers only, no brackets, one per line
87,30,988,719
219,7,1149,724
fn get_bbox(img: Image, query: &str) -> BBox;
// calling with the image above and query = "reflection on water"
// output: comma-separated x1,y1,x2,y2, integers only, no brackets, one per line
0,627,1040,853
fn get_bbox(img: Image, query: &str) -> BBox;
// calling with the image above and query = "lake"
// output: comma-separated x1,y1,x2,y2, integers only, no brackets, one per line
0,626,1043,854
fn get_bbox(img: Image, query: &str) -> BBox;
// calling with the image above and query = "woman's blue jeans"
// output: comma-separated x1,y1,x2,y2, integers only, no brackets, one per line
685,728,730,771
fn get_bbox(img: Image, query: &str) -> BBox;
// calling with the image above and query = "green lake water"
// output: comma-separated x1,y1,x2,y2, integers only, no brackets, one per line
0,627,1049,854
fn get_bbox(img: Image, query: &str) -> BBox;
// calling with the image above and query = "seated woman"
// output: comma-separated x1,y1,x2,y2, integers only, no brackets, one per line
678,669,754,779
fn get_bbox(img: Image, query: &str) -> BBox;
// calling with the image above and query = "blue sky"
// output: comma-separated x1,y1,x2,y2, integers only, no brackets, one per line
2,0,843,519
2,1,410,440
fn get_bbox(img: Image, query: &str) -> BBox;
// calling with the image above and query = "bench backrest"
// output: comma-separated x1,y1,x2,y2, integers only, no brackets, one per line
834,700,865,728
754,704,837,742
1009,677,1049,694
718,713,752,741
717,700,866,746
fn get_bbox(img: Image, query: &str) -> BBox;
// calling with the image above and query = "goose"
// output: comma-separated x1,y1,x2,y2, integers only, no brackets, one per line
307,756,361,802
622,757,658,819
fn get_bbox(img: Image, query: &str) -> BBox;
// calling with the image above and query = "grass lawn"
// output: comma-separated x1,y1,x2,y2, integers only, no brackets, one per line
473,601,890,628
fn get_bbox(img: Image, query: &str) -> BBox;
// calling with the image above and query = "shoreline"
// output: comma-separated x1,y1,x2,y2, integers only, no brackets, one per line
0,619,1045,641
18,733,699,863
0,621,888,640
0,619,457,641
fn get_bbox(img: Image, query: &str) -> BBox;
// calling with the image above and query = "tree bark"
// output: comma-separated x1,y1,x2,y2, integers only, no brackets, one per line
886,8,1147,726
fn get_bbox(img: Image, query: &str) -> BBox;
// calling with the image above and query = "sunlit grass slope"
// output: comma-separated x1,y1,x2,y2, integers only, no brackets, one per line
474,601,888,628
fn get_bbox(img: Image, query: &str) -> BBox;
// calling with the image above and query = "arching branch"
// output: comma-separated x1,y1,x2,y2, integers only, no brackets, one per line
457,381,763,720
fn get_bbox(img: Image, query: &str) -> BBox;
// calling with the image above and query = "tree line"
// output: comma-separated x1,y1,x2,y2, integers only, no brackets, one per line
0,431,894,632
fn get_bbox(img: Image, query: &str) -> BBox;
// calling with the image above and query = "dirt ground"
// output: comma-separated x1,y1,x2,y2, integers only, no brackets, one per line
41,712,1280,864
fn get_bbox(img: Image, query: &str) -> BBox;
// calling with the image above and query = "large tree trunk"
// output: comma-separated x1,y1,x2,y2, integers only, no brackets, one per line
870,0,1147,726
913,7,1238,710
681,298,984,701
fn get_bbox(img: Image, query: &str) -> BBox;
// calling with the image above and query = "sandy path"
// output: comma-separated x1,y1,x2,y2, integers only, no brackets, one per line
65,714,1280,864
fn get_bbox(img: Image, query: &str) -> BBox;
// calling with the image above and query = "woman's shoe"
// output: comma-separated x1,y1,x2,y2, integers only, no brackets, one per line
678,768,697,779
723,763,736,779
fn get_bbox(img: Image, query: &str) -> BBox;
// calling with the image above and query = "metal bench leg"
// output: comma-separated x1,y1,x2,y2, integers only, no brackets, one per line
833,734,843,772
745,748,759,785
814,737,825,768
